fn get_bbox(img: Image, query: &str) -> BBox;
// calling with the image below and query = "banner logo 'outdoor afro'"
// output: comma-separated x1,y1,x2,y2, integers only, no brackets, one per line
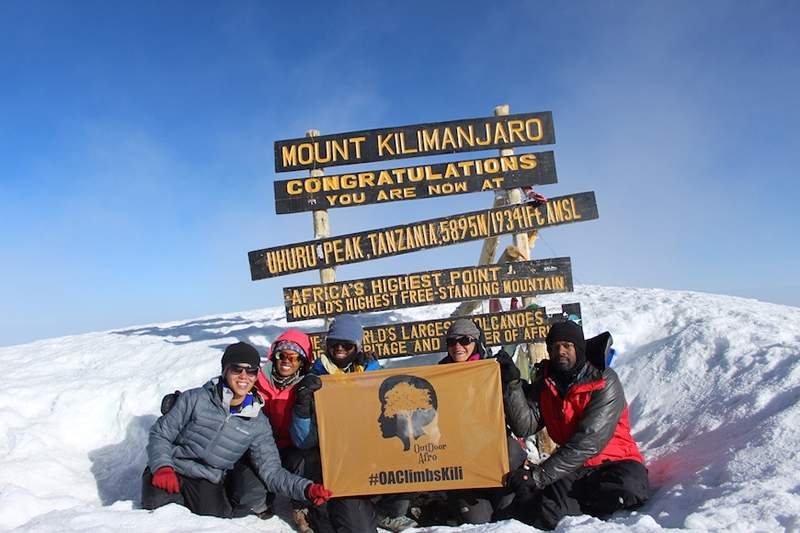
378,375,440,451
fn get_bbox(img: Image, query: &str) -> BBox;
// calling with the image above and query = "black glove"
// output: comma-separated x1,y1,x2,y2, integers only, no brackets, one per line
507,462,548,494
293,374,322,418
160,390,182,415
495,349,520,385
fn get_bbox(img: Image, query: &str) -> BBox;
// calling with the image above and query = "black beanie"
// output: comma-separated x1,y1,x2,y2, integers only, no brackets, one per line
546,321,586,367
221,342,261,371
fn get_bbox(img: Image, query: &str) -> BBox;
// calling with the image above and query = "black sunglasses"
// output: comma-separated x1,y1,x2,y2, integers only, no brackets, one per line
227,364,258,376
446,336,476,347
327,340,356,352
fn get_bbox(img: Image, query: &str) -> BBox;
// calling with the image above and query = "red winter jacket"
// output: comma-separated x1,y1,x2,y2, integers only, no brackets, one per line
254,329,313,449
539,361,643,467
503,357,643,484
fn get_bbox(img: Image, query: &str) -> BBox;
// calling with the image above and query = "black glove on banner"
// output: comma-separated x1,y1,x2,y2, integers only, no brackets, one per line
507,462,548,493
495,349,520,385
293,374,322,418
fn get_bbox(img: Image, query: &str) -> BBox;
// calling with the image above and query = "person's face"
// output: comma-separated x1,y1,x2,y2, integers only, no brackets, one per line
549,341,577,371
225,363,258,398
446,336,476,363
327,340,356,364
274,349,302,377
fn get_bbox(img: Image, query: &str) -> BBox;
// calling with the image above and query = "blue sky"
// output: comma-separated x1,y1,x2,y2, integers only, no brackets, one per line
1,1,798,346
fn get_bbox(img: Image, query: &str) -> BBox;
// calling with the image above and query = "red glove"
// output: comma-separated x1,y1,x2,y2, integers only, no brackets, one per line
151,466,180,494
306,483,332,505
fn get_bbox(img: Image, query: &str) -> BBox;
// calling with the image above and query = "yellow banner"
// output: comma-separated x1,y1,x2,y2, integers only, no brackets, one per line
316,360,509,497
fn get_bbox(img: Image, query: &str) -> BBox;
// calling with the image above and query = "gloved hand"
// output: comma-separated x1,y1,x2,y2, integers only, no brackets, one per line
507,462,548,493
151,466,180,494
160,390,182,415
293,374,322,418
306,483,333,505
495,349,520,385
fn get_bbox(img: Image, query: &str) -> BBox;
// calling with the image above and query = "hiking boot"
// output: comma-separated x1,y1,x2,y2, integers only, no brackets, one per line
377,513,418,532
292,507,314,533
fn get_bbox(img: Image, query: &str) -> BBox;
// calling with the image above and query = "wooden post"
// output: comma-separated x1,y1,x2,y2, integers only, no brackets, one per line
307,129,336,329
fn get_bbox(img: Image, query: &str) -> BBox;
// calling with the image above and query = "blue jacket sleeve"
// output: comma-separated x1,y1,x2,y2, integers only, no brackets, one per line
290,411,319,449
146,388,194,472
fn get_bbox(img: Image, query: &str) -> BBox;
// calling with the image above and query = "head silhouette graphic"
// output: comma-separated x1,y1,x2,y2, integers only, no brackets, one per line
378,375,440,451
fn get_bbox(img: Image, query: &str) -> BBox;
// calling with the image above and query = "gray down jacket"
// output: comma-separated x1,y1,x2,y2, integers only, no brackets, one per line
147,378,310,503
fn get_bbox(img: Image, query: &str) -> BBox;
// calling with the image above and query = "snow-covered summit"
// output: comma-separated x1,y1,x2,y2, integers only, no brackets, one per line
1,285,798,532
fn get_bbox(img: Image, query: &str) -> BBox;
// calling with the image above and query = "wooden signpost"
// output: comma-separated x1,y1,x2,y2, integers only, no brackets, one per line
283,257,573,321
250,191,597,280
274,151,557,214
307,304,582,360
274,111,555,173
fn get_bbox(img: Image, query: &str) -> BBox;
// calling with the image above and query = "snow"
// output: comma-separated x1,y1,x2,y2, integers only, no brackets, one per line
1,285,799,532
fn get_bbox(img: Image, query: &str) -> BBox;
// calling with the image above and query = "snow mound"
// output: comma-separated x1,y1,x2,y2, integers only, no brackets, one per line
0,285,798,532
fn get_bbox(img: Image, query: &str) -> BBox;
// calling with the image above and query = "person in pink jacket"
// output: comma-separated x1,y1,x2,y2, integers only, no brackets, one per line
226,329,317,531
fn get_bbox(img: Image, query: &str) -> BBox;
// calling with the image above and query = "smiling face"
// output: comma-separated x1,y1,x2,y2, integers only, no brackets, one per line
224,363,258,400
327,340,357,367
446,336,477,363
274,349,303,377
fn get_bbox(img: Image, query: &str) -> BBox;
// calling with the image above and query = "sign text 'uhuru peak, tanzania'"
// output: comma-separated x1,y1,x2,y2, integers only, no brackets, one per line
274,112,555,172
249,192,597,280
284,257,573,321
308,304,581,360
273,152,557,214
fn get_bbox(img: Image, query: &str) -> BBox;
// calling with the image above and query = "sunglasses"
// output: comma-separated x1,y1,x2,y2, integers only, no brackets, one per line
327,341,355,352
446,336,476,347
227,364,258,376
276,352,302,364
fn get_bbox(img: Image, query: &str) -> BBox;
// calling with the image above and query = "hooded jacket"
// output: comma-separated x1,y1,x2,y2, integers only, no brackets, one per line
503,332,643,485
255,329,313,449
290,351,381,449
147,378,311,502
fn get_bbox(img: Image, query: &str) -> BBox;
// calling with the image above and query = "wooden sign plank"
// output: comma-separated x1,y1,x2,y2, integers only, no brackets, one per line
284,257,573,321
249,191,598,280
274,151,557,214
274,111,555,173
308,304,582,360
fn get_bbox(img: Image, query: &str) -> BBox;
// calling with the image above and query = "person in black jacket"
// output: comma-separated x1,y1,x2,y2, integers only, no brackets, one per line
496,321,649,529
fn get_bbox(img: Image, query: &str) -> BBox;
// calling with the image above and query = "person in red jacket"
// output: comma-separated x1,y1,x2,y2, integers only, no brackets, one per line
225,329,317,531
496,320,649,530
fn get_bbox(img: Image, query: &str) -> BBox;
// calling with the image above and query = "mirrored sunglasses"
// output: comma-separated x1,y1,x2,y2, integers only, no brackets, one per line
228,364,258,376
276,352,303,364
446,336,476,347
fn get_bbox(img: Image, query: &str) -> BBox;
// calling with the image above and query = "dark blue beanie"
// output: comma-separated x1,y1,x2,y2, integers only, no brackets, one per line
326,314,363,351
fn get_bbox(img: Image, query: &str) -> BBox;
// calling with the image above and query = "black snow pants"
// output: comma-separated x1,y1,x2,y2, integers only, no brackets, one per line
141,467,231,518
301,447,378,533
224,446,310,517
499,459,649,530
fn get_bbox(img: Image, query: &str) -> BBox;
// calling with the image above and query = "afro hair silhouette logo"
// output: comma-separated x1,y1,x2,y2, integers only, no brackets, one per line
378,375,441,452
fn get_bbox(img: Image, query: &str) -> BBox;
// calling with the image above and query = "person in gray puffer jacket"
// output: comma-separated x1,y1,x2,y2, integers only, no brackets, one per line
141,341,332,517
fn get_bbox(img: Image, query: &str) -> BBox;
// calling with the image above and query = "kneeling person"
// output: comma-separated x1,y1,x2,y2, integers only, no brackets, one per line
498,321,649,529
142,341,331,517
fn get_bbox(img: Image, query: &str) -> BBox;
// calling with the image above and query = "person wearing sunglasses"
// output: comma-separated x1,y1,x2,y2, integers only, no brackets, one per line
290,314,383,532
427,318,524,526
142,341,332,518
223,330,320,530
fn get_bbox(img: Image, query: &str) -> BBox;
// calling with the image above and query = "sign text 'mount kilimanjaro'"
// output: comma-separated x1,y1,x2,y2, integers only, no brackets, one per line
284,257,573,321
308,304,582,360
274,151,557,214
274,111,555,172
249,191,598,280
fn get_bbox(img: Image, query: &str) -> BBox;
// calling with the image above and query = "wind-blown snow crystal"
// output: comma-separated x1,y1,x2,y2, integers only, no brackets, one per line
1,286,798,532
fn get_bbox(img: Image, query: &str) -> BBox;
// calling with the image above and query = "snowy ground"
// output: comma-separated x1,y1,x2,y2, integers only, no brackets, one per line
1,285,799,532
